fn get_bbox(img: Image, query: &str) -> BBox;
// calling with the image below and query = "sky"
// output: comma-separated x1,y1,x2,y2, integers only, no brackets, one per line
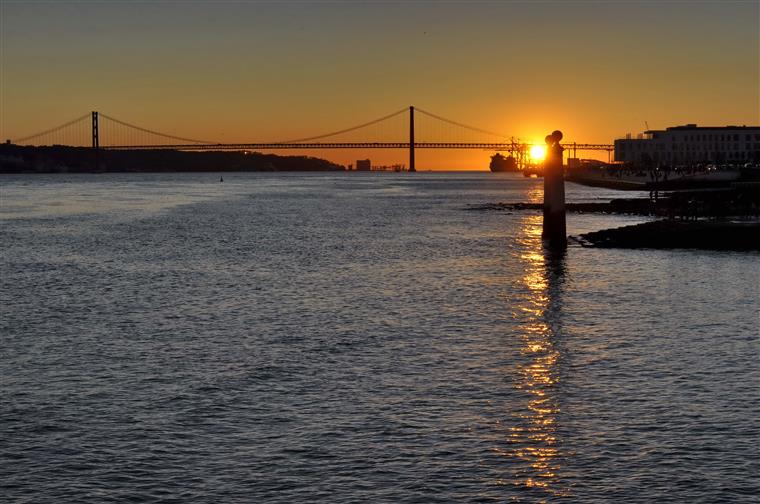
1,0,758,170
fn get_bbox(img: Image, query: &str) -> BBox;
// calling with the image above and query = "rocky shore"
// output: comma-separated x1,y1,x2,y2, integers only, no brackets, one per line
575,220,760,251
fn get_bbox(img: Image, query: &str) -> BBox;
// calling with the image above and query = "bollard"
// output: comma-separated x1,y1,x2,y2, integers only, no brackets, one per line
542,130,566,248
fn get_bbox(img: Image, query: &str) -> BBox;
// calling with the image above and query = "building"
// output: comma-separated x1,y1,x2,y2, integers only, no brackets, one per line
614,124,760,166
356,159,371,171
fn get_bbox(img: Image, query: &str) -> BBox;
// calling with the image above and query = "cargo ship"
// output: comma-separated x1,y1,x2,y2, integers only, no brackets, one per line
489,153,518,172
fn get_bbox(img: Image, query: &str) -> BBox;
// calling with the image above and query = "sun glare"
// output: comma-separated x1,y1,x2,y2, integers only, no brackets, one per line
530,145,546,161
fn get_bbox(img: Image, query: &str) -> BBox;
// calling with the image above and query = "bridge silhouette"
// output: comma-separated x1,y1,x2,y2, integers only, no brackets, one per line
9,107,614,171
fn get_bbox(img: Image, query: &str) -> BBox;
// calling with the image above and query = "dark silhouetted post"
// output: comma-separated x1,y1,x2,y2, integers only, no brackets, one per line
91,111,99,171
542,130,566,248
409,106,416,172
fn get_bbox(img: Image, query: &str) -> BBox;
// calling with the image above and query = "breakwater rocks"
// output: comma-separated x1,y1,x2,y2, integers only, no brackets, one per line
466,199,656,215
468,190,760,250
575,220,760,251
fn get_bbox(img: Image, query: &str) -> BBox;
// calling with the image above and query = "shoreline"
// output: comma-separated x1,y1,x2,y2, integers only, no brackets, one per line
566,169,758,191
0,144,346,173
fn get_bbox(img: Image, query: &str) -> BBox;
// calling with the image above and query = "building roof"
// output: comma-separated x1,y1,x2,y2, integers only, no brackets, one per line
661,124,760,131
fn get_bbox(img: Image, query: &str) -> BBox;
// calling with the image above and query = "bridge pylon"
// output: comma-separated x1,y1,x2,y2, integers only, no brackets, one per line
91,111,99,149
409,106,415,172
92,111,99,171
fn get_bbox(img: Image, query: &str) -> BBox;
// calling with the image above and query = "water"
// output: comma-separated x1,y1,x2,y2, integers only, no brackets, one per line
1,172,758,502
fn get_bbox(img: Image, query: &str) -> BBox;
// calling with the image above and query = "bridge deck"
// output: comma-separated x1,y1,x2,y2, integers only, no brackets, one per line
103,142,613,151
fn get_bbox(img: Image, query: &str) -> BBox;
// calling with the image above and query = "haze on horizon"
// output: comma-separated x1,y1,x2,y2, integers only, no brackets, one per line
1,0,758,170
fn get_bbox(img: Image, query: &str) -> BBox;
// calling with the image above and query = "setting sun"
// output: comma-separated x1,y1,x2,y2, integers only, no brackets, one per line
530,145,546,161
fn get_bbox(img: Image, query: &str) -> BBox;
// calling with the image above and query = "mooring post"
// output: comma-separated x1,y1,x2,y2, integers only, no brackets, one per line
91,111,99,171
409,106,416,172
542,130,566,248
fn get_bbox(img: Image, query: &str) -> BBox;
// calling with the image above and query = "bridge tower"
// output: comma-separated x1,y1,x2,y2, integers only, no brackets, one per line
409,106,416,172
91,111,100,171
91,111,99,149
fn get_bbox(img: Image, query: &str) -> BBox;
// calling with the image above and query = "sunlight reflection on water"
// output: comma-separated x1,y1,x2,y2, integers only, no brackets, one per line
502,214,568,499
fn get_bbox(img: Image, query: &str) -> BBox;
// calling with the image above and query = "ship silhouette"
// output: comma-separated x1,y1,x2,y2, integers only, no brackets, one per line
489,153,518,172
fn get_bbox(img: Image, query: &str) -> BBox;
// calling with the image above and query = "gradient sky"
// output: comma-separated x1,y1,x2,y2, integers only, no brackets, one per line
1,0,758,169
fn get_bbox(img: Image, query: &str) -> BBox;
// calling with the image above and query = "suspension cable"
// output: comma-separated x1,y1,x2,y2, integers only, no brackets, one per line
12,113,91,143
276,107,408,143
12,107,518,147
98,113,216,144
414,107,509,139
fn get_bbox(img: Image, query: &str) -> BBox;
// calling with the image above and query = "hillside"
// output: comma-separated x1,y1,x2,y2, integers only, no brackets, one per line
0,144,345,173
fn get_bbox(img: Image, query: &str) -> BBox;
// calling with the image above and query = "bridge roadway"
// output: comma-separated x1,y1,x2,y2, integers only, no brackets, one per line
104,142,614,151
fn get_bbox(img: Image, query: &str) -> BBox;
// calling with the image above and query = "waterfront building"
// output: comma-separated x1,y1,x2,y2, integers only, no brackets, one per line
614,124,760,166
356,159,371,171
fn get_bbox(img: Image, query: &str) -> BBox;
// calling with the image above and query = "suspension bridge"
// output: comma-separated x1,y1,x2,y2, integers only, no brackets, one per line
7,107,614,171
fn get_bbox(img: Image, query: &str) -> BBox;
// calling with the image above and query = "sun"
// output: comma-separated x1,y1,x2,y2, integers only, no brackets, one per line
529,145,546,161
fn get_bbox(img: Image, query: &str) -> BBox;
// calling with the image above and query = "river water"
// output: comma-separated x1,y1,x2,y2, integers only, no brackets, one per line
1,172,758,502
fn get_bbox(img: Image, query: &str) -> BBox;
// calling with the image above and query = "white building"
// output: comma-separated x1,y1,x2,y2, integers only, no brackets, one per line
614,124,760,166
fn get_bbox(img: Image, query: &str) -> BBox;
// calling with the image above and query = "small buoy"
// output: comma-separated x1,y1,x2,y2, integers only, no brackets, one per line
220,176,224,183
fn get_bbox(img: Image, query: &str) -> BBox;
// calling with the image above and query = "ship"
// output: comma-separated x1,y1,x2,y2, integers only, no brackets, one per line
489,153,518,172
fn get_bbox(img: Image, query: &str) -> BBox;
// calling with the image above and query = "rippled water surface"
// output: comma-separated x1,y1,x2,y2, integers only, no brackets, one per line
2,172,758,502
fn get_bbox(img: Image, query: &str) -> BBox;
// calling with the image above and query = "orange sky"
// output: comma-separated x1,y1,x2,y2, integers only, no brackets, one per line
2,1,758,169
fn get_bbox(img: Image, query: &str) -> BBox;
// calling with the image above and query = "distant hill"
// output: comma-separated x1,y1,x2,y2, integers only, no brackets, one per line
0,144,345,173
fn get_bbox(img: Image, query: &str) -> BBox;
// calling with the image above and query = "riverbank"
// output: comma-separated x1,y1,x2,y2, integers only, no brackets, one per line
566,166,759,191
0,144,345,173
